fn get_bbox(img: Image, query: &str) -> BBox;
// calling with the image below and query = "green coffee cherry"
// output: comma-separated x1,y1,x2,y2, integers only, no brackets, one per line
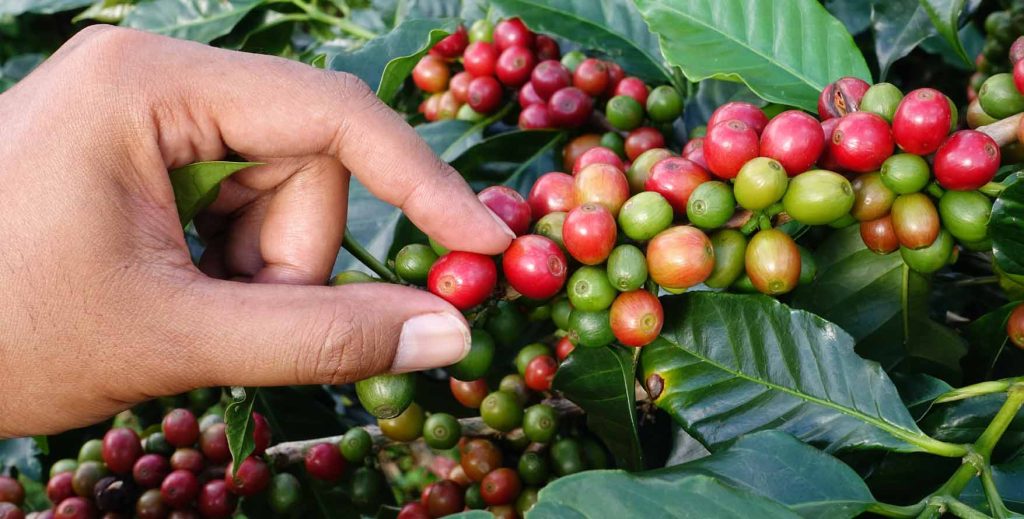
518,452,549,486
580,437,610,469
79,439,104,463
50,459,78,478
860,82,903,123
900,229,954,274
523,404,559,444
480,391,524,432
356,373,415,419
734,157,788,210
517,488,540,515
499,374,530,406
340,428,372,464
422,413,462,450
606,95,645,131
350,467,387,510
688,125,707,139
686,180,735,229
428,236,449,256
939,190,992,243
534,211,567,252
607,244,648,291
881,154,931,194
618,191,673,241
782,169,855,225
979,73,1024,118
395,244,438,285
269,473,302,515
646,85,683,123
705,229,748,289
378,402,425,442
568,309,614,348
449,329,495,381
626,148,672,193
469,19,493,43
485,301,527,347
551,296,573,331
550,438,586,476
465,483,486,509
560,50,586,73
567,266,617,311
600,132,626,158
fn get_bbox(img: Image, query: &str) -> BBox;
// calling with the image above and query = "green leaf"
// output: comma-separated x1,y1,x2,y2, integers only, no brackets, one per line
920,393,1024,461
962,303,1018,383
992,177,1024,277
641,292,954,455
529,473,800,518
329,18,457,105
653,431,876,518
0,54,45,92
825,0,872,35
0,0,92,15
121,0,264,43
0,438,42,481
489,0,669,83
792,225,966,383
553,346,643,471
169,161,259,228
224,385,258,475
394,0,488,24
871,0,937,80
634,0,870,112
73,0,135,23
919,21,985,71
919,0,970,67
450,130,564,189
891,372,953,420
962,456,1024,513
32,436,48,456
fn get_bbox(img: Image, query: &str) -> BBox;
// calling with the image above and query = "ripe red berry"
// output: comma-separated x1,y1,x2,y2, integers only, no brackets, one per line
252,412,271,455
467,76,503,114
199,423,230,464
1008,304,1024,349
427,480,465,517
47,472,75,505
555,336,575,361
430,25,469,60
531,60,571,100
683,138,708,169
161,470,199,509
574,163,630,215
708,102,768,134
54,497,94,519
502,235,567,300
225,457,270,497
133,454,170,489
450,377,489,408
563,203,617,265
428,252,498,310
624,127,666,161
463,42,498,77
102,428,142,475
818,76,870,120
682,138,702,156
1015,59,1024,97
829,112,895,173
524,355,557,391
527,171,574,217
397,502,430,519
0,477,23,507
604,61,626,96
573,58,609,96
478,185,532,236
493,17,534,52
436,91,461,121
519,103,553,129
421,93,441,122
481,468,522,506
614,77,649,105
547,87,594,128
412,55,450,93
646,226,715,289
759,111,825,175
304,443,346,482
573,146,624,174
892,88,951,155
518,82,544,107
162,409,199,448
197,480,236,519
496,46,536,87
860,215,899,254
933,130,1000,190
644,157,712,214
535,35,560,61
170,448,204,474
610,290,664,347
817,117,842,171
705,120,760,179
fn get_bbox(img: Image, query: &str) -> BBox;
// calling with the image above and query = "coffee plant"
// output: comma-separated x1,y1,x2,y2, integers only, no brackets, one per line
3,0,1024,518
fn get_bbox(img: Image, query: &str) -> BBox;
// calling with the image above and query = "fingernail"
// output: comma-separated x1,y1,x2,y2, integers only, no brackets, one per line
393,313,471,372
486,207,517,240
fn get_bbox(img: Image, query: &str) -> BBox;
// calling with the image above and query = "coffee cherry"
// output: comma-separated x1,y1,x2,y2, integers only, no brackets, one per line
829,112,894,173
646,226,715,290
461,439,503,482
851,172,896,221
563,204,617,265
463,42,498,77
428,252,497,310
568,309,614,348
47,472,75,505
496,46,536,87
573,58,609,96
745,229,801,295
548,87,594,128
71,461,107,498
502,235,567,300
54,497,94,519
194,425,229,467
519,82,544,108
573,146,625,174
420,93,441,121
818,76,869,120
334,428,372,467
600,131,626,158
398,502,430,519
1008,304,1024,349
481,391,523,432
708,101,768,134
478,185,531,236
900,229,954,274
860,215,899,254
892,88,951,155
939,191,991,243
266,473,302,516
606,95,644,131
431,25,468,59
524,355,557,391
0,503,21,519
102,428,142,475
979,73,1024,119
132,454,169,489
686,181,735,230
196,480,235,519
614,77,649,105
628,148,673,192
891,193,940,249
782,169,855,225
169,448,203,475
624,127,666,161
378,402,425,443
481,468,522,506
304,443,346,482
933,130,1000,190
550,438,586,476
225,457,270,496
535,35,560,61
436,91,461,120
555,336,575,361
394,244,438,286
135,488,166,519
50,459,78,479
604,61,626,95
527,172,574,217
759,110,825,175
521,404,559,444
466,76,503,114
493,17,534,52
356,373,414,421
517,453,550,488
422,413,461,450
519,103,553,129
572,164,630,216
705,229,748,289
568,265,617,311
490,504,517,519
0,477,23,507
449,71,472,104
159,470,198,509
860,82,903,123
426,480,465,517
734,157,788,210
450,378,489,409
517,488,539,515
880,153,930,194
618,192,673,241
513,343,551,377
449,329,496,381
609,290,664,347
412,55,449,93
530,60,571,100
705,120,760,179
646,85,683,123
562,134,602,169
816,117,841,171
644,157,711,214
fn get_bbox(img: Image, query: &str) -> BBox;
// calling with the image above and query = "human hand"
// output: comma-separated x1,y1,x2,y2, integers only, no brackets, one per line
0,26,514,438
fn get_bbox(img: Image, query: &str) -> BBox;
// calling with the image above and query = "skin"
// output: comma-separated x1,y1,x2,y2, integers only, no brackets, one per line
0,26,514,438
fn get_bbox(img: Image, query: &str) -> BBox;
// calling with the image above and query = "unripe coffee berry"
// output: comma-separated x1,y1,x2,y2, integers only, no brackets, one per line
734,157,788,210
850,173,896,222
646,85,683,123
933,130,1000,190
480,391,523,432
759,110,825,175
502,234,567,300
606,95,644,131
880,153,931,194
891,193,940,249
781,170,855,226
428,252,497,310
646,226,715,290
574,163,630,215
618,191,674,241
745,229,801,295
412,55,449,93
449,329,495,382
860,215,900,254
450,377,489,408
609,290,664,347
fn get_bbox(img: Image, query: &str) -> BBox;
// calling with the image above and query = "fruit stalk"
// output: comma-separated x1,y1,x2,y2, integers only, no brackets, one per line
976,112,1023,147
342,228,400,283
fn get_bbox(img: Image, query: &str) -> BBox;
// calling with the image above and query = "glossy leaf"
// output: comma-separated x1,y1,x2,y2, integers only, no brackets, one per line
920,393,1024,461
891,372,953,420
169,161,259,227
962,303,1018,383
450,130,564,190
329,18,457,105
871,0,937,80
122,0,264,43
73,0,135,23
792,225,966,383
962,456,1024,514
0,0,91,15
919,0,970,67
652,431,876,518
634,0,870,112
224,385,258,476
992,177,1024,276
641,292,949,454
395,0,488,24
490,0,670,83
529,473,800,519
825,0,872,35
0,438,42,481
553,346,644,471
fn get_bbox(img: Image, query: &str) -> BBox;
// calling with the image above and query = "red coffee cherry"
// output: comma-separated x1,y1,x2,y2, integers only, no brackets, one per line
161,470,199,509
573,58,609,96
468,76,503,114
102,428,142,475
644,157,712,214
1007,304,1024,349
503,235,567,300
535,34,560,61
892,88,951,155
573,146,624,174
427,480,465,517
397,502,430,519
933,130,1000,190
624,127,666,161
524,355,557,391
531,60,572,100
609,290,664,347
478,185,532,236
860,215,899,254
0,503,23,519
428,252,498,310
574,163,630,215
707,101,768,134
54,497,94,519
493,17,534,52
817,117,842,171
496,46,536,87
705,120,760,179
162,409,199,449
463,42,498,77
1015,59,1024,97
563,203,617,265
613,77,650,106
829,112,895,173
199,423,230,464
759,110,825,175
304,443,346,482
197,480,236,519
412,55,450,93
646,226,715,289
682,138,708,169
224,457,270,497
818,76,870,120
252,412,272,455
450,377,489,408
481,468,522,506
547,87,594,128
527,172,575,217
519,103,553,129
420,93,441,122
604,61,626,96
133,454,170,489
0,477,24,507
430,25,469,59
169,448,204,474
46,472,75,505
518,82,544,107
555,336,575,361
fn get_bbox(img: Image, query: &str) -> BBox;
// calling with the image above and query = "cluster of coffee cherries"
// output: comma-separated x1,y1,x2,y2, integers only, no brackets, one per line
412,17,682,143
972,0,1024,98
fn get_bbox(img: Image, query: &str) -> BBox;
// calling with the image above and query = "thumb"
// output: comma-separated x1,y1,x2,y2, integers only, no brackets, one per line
166,278,471,389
